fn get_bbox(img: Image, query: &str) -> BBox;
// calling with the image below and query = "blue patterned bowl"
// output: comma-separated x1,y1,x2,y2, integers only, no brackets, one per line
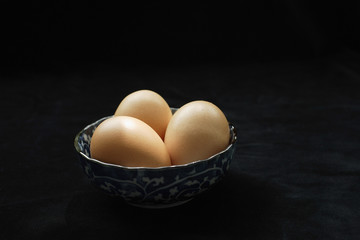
74,109,237,208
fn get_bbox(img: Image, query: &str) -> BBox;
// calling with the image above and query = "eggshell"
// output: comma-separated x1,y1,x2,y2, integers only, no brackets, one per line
164,100,230,165
90,116,171,167
114,90,172,140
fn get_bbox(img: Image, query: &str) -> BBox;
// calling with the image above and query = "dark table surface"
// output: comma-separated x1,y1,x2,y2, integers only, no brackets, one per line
1,49,360,239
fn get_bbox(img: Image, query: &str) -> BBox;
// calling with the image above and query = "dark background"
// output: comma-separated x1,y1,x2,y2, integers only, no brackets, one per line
1,2,360,240
2,1,360,72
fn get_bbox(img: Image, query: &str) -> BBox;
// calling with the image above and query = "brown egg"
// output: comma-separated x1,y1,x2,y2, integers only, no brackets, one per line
114,90,172,140
90,116,171,167
164,100,230,165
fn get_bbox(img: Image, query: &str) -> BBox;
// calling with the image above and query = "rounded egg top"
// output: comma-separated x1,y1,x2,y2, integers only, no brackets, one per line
114,90,172,140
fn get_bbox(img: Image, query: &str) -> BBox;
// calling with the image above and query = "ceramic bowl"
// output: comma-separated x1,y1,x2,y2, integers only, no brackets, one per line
74,109,237,208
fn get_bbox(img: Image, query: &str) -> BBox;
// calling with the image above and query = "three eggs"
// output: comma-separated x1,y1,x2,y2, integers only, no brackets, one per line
90,90,230,167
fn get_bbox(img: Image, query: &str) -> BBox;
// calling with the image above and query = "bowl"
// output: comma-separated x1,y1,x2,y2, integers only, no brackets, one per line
74,109,237,208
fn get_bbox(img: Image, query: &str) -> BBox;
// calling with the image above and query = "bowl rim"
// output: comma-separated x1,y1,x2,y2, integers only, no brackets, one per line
74,114,237,171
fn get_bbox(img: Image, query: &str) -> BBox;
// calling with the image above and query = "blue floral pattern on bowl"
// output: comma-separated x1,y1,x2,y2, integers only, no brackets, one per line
74,113,237,208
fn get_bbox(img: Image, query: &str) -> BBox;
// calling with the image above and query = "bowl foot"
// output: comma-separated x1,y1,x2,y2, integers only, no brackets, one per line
128,198,193,209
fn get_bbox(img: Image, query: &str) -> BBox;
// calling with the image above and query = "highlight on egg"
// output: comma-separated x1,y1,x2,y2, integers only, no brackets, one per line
114,89,172,140
90,116,171,167
164,100,230,165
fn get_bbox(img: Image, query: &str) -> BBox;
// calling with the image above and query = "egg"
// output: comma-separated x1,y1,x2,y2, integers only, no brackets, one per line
90,116,171,167
114,90,172,140
164,100,230,165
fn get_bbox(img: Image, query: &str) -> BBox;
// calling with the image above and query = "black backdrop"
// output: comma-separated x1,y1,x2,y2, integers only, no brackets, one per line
1,2,360,240
2,2,360,72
